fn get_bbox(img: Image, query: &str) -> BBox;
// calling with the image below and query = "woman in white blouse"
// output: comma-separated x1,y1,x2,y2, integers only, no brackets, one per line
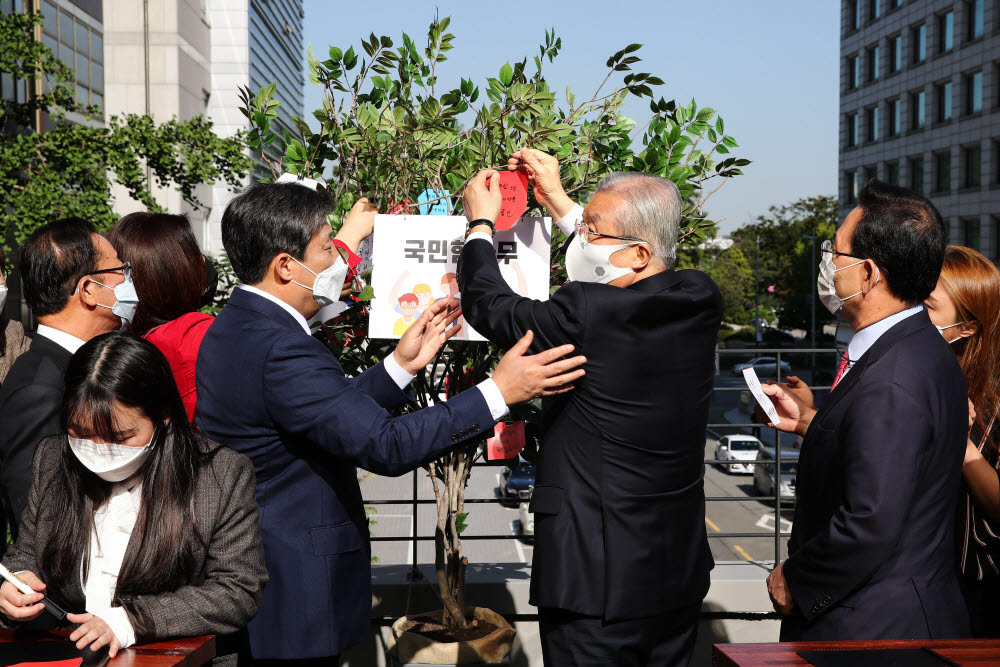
0,331,267,662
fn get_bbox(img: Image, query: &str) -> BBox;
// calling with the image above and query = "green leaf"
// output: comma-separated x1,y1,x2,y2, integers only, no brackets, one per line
329,46,342,62
499,62,514,86
356,285,375,301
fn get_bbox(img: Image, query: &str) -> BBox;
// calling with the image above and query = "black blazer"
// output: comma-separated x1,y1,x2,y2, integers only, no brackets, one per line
781,310,972,640
0,334,72,541
458,238,723,621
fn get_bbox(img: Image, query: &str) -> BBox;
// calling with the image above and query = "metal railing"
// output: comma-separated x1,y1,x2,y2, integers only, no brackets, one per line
364,346,839,620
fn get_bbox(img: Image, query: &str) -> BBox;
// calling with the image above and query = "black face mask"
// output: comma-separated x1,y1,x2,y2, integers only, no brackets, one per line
200,257,219,308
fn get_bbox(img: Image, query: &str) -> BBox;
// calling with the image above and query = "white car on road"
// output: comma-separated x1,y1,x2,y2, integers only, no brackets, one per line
714,435,762,474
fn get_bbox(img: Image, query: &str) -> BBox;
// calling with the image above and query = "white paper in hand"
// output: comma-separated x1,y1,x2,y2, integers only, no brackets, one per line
742,367,782,426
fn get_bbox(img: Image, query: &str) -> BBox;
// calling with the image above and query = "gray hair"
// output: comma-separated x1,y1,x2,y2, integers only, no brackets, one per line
594,172,681,266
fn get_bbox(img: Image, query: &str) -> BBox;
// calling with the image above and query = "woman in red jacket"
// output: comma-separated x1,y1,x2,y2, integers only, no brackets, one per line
108,213,214,423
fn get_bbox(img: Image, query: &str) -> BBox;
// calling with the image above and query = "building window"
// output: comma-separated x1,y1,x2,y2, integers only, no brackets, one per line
886,161,900,185
867,45,880,81
864,165,878,185
963,145,982,188
889,34,903,73
938,11,954,53
963,218,981,251
890,0,902,9
847,112,860,147
911,90,926,129
936,81,953,122
965,71,983,114
39,0,103,111
935,151,952,192
846,170,860,204
967,0,984,40
848,55,861,89
912,23,927,63
910,156,925,194
866,106,879,142
850,0,861,31
889,98,902,136
870,0,880,20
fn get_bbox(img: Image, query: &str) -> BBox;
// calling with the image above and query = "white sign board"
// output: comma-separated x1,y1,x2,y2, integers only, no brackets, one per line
369,215,552,341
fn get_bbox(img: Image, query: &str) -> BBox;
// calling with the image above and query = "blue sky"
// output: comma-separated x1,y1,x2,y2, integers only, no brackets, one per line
299,0,839,235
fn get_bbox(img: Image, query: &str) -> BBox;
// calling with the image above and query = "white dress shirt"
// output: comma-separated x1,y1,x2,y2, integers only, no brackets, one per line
841,304,924,380
82,482,141,648
239,285,508,420
34,325,86,354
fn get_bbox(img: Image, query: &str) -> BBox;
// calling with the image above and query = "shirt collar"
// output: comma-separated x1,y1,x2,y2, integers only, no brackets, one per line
35,324,87,354
240,285,311,335
846,304,925,365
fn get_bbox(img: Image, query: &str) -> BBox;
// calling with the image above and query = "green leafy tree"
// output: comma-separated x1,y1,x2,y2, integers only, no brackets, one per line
730,195,837,332
240,16,750,631
0,10,250,250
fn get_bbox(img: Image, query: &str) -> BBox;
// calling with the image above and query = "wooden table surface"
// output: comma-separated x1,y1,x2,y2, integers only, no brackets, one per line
0,630,215,666
713,639,1000,667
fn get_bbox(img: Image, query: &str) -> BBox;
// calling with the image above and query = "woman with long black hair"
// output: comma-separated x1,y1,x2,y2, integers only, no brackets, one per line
0,332,266,660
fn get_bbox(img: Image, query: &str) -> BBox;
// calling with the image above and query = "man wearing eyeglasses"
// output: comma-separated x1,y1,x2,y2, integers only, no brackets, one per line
457,150,723,667
0,218,131,541
758,180,970,641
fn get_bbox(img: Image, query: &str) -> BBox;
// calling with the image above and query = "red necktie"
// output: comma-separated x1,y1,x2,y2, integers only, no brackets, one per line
832,354,850,389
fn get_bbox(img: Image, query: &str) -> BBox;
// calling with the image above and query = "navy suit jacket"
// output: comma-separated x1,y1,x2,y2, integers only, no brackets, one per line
781,310,971,640
458,237,723,622
195,288,494,659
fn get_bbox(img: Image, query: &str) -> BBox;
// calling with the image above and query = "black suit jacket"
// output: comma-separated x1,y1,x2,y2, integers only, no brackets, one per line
0,334,72,540
458,237,723,621
781,310,972,640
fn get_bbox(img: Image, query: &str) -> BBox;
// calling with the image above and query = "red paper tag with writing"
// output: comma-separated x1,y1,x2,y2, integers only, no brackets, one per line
486,172,528,231
486,421,526,460
388,199,412,214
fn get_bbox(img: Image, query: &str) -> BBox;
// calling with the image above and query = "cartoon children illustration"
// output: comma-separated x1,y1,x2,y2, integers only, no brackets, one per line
392,293,420,336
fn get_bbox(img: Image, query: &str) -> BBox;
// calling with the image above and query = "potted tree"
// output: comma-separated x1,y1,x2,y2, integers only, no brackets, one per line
239,15,747,664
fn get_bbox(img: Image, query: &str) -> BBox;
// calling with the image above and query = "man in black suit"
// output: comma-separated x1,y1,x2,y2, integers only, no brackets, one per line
0,219,128,539
458,149,723,666
761,180,971,639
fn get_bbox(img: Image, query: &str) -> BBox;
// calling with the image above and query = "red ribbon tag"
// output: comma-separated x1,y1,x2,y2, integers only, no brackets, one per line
388,199,412,214
484,172,528,231
486,421,526,460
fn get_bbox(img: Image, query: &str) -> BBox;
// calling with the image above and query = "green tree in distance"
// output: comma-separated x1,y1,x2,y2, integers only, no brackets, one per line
0,10,250,250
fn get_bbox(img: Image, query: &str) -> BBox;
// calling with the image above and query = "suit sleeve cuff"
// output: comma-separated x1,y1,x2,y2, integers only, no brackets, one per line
465,231,494,245
95,606,136,648
554,204,584,238
475,379,509,422
383,353,417,390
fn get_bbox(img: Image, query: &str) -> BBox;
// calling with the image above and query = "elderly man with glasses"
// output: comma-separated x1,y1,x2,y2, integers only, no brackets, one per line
457,150,724,667
0,218,132,544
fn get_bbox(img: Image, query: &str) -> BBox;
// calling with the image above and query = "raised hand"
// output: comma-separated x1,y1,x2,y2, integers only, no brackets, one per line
463,170,502,224
760,382,816,437
507,147,575,219
393,298,463,374
335,197,378,252
491,330,587,404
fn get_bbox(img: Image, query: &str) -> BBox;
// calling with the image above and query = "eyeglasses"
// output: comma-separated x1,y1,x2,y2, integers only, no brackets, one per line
74,262,132,293
573,219,647,248
820,240,866,262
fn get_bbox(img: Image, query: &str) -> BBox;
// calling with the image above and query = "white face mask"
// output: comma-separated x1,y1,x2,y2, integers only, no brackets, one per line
290,257,349,308
936,321,967,344
68,433,154,482
0,284,7,313
566,240,641,285
816,253,878,315
93,274,140,326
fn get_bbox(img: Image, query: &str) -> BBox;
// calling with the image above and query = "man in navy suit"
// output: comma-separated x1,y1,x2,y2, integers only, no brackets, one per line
762,180,971,640
196,181,586,662
458,150,723,667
